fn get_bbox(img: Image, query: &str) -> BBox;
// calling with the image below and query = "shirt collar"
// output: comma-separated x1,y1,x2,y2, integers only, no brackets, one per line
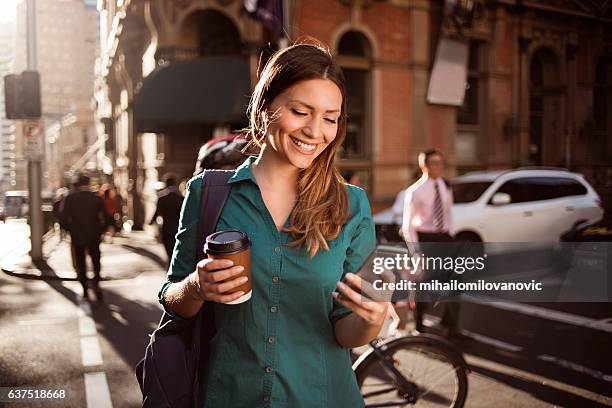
422,174,443,188
228,156,258,185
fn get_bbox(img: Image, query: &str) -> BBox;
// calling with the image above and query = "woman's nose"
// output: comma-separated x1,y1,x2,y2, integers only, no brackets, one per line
302,117,322,140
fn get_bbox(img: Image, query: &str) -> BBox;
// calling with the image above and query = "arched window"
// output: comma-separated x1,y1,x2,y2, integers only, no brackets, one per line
180,10,243,57
337,31,372,160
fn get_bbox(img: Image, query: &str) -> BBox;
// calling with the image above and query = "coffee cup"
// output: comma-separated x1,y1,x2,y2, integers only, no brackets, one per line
204,229,252,304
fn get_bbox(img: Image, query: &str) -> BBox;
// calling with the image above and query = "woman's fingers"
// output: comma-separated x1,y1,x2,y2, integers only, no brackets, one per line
204,265,245,284
194,258,248,303
334,273,388,325
205,273,248,294
197,258,233,275
209,290,246,304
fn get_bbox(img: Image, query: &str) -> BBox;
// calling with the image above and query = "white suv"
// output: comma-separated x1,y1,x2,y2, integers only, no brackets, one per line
451,168,604,243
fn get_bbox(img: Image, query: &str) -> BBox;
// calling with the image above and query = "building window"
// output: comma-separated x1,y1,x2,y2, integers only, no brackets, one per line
455,41,484,167
336,31,372,160
457,41,481,125
593,56,611,162
594,56,611,133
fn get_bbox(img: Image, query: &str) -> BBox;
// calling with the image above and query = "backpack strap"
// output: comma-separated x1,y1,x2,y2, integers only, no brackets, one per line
195,169,235,261
192,169,234,408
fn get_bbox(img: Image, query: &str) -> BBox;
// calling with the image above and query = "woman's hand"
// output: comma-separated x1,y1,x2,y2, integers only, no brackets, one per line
189,258,248,303
332,272,388,327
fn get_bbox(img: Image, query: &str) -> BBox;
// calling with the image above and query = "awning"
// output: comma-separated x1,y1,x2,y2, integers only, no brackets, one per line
133,56,251,133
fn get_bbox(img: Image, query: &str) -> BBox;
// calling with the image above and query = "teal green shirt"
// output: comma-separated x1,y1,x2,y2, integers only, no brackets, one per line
158,157,376,407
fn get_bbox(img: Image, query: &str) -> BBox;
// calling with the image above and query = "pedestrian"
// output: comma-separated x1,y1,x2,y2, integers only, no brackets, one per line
158,42,388,407
149,176,184,262
111,187,124,234
61,174,106,301
52,187,68,240
401,149,459,336
99,186,113,240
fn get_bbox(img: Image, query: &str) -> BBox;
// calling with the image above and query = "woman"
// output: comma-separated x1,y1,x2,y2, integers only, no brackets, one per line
158,42,388,407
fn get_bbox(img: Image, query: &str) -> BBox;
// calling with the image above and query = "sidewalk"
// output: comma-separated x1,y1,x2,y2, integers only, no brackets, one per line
0,229,168,283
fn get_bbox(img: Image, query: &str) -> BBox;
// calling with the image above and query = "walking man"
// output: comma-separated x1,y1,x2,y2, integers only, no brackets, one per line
61,174,106,301
401,149,458,335
149,176,183,262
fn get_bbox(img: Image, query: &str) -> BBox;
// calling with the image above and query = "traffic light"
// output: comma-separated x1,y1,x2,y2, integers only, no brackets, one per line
21,70,41,118
2,70,42,119
3,74,22,120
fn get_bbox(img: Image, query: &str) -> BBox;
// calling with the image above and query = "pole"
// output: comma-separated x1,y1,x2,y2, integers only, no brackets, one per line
26,0,43,261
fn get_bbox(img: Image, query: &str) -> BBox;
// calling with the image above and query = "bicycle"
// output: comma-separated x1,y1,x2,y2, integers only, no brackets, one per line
352,308,469,408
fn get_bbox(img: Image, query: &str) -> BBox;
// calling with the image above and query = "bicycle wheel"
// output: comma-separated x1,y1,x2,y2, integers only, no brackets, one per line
355,335,468,408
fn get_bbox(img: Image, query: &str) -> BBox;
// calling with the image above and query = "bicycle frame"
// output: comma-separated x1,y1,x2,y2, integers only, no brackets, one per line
364,338,419,406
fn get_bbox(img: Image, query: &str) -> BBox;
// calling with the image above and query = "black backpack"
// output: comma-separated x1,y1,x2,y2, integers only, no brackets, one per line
135,170,235,408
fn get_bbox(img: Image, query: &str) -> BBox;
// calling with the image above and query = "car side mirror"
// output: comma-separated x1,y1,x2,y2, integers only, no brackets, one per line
491,192,511,205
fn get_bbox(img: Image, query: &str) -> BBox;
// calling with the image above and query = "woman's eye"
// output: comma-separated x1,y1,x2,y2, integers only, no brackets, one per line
291,109,307,116
325,118,337,124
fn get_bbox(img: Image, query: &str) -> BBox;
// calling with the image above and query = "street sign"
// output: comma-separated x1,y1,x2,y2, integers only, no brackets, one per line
23,119,44,161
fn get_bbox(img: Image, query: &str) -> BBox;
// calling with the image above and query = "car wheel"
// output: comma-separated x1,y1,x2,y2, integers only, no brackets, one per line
454,231,484,259
455,231,482,242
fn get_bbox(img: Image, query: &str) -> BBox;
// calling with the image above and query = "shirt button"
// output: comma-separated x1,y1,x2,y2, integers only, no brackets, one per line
274,246,281,253
270,306,277,313
268,336,276,344
265,366,273,373
272,276,280,283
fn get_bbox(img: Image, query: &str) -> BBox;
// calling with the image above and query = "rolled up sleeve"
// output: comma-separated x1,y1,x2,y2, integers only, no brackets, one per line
330,188,376,325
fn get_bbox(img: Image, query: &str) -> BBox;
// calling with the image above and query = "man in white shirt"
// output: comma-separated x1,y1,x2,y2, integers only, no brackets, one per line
401,149,458,335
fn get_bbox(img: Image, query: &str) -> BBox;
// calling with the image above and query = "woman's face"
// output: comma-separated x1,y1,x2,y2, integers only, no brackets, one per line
265,78,342,169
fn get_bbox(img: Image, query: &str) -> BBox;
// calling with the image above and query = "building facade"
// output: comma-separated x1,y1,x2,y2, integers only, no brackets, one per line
98,0,612,228
0,20,21,193
14,0,99,190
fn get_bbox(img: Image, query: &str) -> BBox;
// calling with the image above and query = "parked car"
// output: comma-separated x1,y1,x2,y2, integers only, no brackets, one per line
373,168,604,247
3,190,28,219
451,168,604,244
2,190,55,221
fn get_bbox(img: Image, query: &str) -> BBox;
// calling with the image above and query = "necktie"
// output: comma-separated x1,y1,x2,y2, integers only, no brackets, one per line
433,181,444,232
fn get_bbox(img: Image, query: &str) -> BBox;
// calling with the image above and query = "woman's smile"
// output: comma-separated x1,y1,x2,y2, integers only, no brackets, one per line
289,135,318,155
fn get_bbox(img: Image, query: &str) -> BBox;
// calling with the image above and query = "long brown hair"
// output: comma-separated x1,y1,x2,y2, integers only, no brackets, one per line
244,41,350,257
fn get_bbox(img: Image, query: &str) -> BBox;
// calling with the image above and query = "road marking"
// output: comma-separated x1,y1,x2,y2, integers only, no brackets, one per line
76,294,113,408
538,354,612,383
79,316,97,336
462,294,612,334
460,329,523,352
17,317,71,325
80,336,103,367
84,372,113,408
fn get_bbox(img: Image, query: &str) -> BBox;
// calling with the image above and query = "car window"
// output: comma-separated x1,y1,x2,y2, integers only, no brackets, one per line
494,177,585,204
557,178,587,197
451,181,492,203
494,179,527,203
522,177,564,201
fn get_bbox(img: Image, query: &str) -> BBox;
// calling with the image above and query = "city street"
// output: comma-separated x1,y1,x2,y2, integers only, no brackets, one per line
0,221,166,407
0,221,610,407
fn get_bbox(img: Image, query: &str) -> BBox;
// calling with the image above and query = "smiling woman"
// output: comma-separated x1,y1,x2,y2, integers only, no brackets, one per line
158,41,389,408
